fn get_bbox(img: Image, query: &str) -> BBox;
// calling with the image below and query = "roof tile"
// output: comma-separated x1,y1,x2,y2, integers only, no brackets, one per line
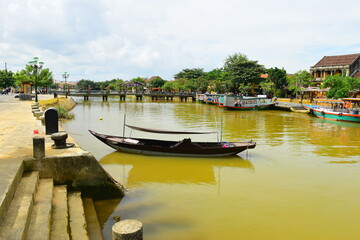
313,53,360,67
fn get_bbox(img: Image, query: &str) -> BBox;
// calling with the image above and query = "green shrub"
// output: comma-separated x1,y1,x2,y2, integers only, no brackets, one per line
54,106,74,120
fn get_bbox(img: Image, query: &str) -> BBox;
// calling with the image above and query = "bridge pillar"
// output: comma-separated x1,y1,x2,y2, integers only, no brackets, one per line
119,94,126,100
102,95,108,101
84,95,89,101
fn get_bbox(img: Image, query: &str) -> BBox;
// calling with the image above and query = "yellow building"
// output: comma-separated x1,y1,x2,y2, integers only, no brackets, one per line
310,53,360,86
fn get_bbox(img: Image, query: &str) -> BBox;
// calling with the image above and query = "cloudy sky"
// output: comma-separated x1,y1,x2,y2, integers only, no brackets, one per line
1,0,360,82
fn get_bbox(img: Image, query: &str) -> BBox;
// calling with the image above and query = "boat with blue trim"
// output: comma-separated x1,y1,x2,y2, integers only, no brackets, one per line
304,98,360,123
220,95,275,110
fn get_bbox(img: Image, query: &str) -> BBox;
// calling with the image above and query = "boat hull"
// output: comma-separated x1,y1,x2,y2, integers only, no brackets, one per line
89,130,256,157
304,105,360,123
221,103,275,111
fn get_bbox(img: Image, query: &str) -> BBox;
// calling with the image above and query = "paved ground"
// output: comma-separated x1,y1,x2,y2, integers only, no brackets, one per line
0,94,82,218
0,94,47,160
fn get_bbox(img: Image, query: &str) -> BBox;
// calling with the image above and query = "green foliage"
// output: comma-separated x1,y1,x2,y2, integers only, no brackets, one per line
76,79,96,90
162,81,175,91
223,53,265,93
321,75,359,99
259,81,275,95
174,68,205,80
205,68,225,93
173,68,207,92
14,65,53,87
238,83,252,95
173,78,188,91
54,106,74,119
288,70,312,92
100,78,124,90
130,77,145,84
151,77,166,88
266,67,287,97
0,70,15,88
267,67,287,89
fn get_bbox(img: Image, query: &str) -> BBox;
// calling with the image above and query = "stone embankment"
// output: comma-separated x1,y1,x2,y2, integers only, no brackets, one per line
0,94,125,240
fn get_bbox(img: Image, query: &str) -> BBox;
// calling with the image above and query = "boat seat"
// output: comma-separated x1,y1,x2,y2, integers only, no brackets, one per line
171,138,201,149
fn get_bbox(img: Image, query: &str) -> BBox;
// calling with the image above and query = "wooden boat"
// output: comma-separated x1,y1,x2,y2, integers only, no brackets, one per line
89,125,256,157
220,95,275,110
290,106,310,113
304,98,360,123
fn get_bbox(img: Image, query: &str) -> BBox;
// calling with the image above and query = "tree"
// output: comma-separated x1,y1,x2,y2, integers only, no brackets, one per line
259,81,275,96
174,68,207,92
267,67,287,96
205,68,225,93
288,70,312,93
173,78,188,92
14,65,53,88
321,75,360,99
151,77,166,88
0,69,15,88
76,79,95,90
238,83,252,95
223,53,265,93
162,81,175,91
174,68,205,80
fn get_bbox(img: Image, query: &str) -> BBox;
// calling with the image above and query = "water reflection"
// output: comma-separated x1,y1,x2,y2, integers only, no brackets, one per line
307,118,360,158
99,151,254,188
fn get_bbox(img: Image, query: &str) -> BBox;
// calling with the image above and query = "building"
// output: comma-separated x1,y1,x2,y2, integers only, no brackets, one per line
310,53,360,86
301,53,360,99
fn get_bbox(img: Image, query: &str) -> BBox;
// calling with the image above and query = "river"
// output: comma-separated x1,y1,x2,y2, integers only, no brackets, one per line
62,97,360,240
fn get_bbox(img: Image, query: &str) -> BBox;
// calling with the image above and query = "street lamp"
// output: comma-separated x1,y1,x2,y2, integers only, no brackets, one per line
28,57,44,103
62,72,69,98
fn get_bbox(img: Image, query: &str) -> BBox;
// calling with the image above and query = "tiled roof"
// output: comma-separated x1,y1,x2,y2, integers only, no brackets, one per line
312,53,360,68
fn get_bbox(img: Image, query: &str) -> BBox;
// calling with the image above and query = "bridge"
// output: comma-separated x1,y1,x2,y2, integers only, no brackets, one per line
55,90,197,101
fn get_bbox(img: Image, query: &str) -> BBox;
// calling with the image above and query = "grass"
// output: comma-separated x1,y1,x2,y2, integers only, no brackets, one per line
39,97,75,120
54,106,75,120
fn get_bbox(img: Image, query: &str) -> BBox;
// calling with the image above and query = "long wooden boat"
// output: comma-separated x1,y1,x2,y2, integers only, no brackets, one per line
220,95,275,110
89,125,256,157
304,98,360,123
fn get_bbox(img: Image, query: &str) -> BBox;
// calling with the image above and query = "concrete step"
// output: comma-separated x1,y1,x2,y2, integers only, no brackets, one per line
83,198,104,240
0,171,39,240
68,192,89,240
26,178,54,240
0,158,24,228
50,185,70,240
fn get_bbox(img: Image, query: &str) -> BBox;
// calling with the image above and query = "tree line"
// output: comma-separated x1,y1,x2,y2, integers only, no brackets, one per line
1,53,359,98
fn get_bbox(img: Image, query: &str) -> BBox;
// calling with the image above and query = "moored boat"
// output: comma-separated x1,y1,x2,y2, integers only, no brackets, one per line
304,98,360,123
89,125,256,157
220,95,275,110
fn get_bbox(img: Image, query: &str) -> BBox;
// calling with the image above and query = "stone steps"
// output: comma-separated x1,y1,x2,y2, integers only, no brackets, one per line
83,198,104,240
0,171,39,240
68,192,89,240
0,171,104,240
51,185,70,240
27,178,54,240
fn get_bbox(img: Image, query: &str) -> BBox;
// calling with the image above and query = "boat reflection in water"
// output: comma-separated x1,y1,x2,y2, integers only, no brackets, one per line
99,151,254,187
95,151,254,239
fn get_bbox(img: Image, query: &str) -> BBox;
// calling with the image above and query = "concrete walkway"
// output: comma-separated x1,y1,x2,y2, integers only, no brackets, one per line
0,94,67,221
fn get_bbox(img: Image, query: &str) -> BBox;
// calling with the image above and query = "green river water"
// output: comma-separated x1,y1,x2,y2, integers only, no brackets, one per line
62,97,360,240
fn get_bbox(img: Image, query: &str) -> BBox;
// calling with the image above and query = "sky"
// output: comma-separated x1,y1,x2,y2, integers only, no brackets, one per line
1,0,360,82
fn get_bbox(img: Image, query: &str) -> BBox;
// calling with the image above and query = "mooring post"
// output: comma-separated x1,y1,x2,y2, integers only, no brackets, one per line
33,136,45,159
112,219,143,240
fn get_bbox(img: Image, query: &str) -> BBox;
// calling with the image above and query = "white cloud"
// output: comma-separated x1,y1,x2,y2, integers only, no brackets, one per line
1,0,360,81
